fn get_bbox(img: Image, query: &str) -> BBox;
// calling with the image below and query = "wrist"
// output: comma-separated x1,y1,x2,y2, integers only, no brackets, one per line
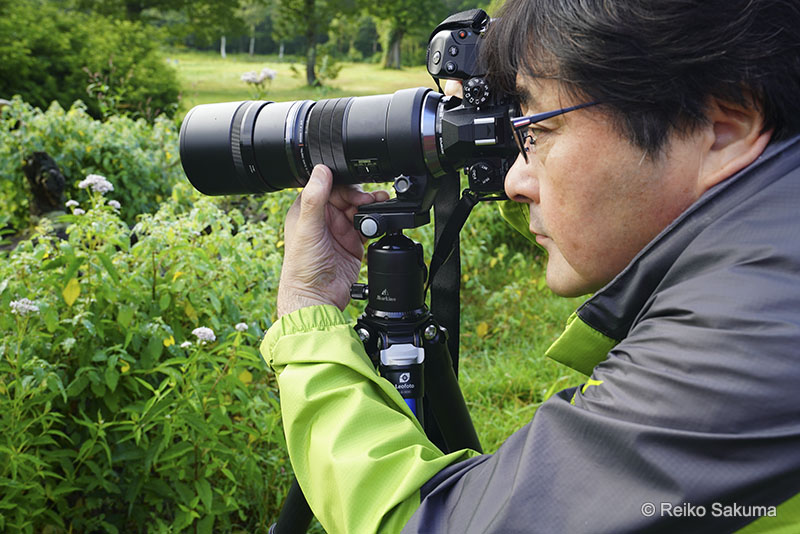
277,288,339,318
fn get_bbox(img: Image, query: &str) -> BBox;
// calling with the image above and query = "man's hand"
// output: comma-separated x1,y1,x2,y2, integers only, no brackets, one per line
277,164,390,318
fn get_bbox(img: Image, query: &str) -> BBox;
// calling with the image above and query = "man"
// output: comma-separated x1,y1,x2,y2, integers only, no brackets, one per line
262,0,800,531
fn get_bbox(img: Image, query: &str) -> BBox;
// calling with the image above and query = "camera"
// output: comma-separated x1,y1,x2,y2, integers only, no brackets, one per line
179,9,518,198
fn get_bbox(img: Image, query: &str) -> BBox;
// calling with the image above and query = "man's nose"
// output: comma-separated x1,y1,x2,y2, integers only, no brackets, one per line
504,154,539,204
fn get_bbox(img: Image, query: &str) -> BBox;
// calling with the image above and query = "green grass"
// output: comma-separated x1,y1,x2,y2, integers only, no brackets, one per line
174,49,588,455
172,50,437,115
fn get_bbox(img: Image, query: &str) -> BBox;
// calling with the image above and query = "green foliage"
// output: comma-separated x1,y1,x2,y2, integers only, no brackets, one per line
0,180,296,532
0,1,180,121
456,203,585,452
0,97,182,232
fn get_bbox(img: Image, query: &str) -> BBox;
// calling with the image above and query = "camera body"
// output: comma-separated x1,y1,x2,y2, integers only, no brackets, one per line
426,9,516,192
178,9,518,198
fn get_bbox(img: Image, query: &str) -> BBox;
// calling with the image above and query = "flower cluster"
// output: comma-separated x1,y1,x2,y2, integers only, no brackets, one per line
78,173,114,194
192,326,216,344
235,322,249,332
241,67,277,86
10,298,40,315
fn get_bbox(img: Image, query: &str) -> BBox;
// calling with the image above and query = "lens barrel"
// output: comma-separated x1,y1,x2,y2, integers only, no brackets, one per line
179,88,443,195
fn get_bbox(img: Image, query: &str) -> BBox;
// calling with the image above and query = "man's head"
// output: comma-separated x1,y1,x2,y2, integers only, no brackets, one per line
482,0,800,297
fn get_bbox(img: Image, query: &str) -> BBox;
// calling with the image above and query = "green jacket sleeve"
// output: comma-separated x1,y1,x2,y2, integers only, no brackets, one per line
261,304,477,534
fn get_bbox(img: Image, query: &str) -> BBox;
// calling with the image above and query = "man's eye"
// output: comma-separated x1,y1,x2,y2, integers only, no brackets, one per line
529,127,547,142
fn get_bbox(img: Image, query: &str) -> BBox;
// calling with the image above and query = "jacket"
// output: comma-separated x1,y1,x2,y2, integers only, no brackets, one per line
262,134,800,533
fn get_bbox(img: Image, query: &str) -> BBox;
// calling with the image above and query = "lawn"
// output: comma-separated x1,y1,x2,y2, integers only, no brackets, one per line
172,50,437,114
173,49,587,454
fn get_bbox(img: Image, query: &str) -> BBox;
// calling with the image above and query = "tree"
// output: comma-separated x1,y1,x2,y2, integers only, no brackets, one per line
68,0,243,48
238,0,272,56
363,0,440,69
272,0,355,86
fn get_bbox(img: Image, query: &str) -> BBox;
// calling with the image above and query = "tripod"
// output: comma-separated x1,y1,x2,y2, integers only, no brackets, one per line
269,174,483,533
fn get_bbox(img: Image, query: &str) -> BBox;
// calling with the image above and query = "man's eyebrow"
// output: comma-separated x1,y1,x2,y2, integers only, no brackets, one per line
514,84,537,110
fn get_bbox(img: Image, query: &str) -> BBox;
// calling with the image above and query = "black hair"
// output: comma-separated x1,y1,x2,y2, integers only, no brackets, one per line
482,0,800,154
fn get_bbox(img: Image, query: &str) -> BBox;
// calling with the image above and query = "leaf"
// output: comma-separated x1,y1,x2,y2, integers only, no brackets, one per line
209,292,221,314
195,478,213,511
42,256,67,271
63,256,85,283
238,369,253,385
97,252,120,283
105,366,119,392
43,306,59,332
476,322,489,338
158,441,193,463
197,515,215,534
184,301,198,323
159,292,171,311
62,278,80,307
117,306,134,329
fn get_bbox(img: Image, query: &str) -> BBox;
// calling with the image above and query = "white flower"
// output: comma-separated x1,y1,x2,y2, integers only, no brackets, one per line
260,67,277,81
192,327,216,344
73,208,85,215
241,71,260,84
66,200,79,208
78,174,114,194
108,200,121,210
10,298,39,315
180,341,193,348
235,322,248,332
242,68,277,85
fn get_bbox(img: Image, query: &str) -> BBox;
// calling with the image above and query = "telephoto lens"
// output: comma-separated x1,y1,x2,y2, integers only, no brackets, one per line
179,87,444,196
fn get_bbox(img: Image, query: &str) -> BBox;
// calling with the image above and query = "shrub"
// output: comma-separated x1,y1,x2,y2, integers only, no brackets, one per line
0,178,295,532
0,1,179,121
0,97,182,232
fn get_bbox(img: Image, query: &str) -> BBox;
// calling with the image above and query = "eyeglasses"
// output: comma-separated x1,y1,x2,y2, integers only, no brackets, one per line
510,101,599,162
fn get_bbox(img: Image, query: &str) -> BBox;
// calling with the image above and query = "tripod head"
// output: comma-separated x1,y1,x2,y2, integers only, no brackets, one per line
353,173,439,239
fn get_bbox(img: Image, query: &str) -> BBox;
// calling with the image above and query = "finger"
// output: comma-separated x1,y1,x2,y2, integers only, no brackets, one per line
372,190,391,203
330,184,375,211
444,79,464,99
298,165,333,226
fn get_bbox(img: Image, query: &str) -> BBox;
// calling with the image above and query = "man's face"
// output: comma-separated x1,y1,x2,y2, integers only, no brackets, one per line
504,77,709,297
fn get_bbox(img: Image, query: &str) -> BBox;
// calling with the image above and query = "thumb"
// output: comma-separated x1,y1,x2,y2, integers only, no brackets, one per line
299,164,333,225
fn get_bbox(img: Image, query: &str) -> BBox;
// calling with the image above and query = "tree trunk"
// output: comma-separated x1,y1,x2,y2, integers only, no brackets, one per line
383,27,403,69
304,0,318,86
249,24,256,56
306,42,318,86
220,36,227,59
279,42,285,61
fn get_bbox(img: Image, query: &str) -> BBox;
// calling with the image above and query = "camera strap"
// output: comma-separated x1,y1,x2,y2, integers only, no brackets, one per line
430,186,481,374
431,175,463,373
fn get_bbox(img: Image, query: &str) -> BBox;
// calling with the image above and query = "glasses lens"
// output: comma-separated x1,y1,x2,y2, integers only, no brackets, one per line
511,121,529,162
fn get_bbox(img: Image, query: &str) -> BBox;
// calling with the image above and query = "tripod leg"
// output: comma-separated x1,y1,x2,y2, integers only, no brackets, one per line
269,478,313,534
423,336,483,454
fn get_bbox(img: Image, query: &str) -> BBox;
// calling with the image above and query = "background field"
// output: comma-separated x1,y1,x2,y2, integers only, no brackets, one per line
174,51,437,112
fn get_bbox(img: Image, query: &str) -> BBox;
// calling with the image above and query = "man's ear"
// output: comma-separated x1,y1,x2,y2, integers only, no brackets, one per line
697,96,772,194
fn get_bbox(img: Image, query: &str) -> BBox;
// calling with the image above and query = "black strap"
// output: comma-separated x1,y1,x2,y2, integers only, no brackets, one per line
427,189,479,297
431,179,483,374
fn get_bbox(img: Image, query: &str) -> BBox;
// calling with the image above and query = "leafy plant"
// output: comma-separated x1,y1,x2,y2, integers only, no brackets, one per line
0,1,179,121
0,97,182,232
0,177,294,532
